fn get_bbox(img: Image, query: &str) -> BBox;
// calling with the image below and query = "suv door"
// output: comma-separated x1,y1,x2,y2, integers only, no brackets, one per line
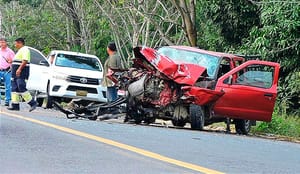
213,60,280,122
26,47,49,93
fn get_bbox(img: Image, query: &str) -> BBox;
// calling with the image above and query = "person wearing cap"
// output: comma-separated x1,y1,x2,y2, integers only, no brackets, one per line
101,42,124,103
0,38,15,106
7,38,37,111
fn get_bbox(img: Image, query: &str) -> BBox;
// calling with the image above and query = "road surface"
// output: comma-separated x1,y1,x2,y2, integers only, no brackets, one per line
1,106,300,174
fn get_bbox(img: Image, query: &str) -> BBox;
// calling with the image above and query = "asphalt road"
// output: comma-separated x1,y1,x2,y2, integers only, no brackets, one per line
1,105,300,174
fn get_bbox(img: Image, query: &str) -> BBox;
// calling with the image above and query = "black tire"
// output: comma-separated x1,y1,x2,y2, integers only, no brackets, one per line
235,119,251,135
36,98,43,107
32,90,43,107
45,84,53,108
190,104,205,130
126,109,143,124
144,117,156,125
172,119,186,127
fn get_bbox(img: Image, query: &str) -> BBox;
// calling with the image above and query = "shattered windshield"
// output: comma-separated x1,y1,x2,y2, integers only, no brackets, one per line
157,47,220,78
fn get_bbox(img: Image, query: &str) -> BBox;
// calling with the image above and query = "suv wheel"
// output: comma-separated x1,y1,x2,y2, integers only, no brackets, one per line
45,84,53,108
190,104,205,130
36,98,44,107
32,90,43,107
235,119,251,135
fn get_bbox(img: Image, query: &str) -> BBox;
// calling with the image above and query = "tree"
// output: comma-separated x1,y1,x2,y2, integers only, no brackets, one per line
0,0,69,52
242,0,300,114
171,0,197,46
93,0,186,63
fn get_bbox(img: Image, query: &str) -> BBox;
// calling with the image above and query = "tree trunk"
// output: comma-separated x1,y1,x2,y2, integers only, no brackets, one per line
67,0,81,49
171,0,197,47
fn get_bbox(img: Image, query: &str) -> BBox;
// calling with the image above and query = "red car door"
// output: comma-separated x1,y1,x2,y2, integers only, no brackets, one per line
213,60,280,122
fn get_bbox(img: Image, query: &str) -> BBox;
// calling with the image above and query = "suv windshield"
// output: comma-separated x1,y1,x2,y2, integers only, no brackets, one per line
55,54,102,72
157,47,220,78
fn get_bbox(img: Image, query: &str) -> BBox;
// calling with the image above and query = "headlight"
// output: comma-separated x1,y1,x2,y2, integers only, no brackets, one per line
52,73,67,80
98,79,102,84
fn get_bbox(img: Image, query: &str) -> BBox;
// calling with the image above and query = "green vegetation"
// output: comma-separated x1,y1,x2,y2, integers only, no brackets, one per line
251,110,300,139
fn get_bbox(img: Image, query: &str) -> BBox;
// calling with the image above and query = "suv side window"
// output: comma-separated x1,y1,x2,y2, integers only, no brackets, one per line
233,64,274,89
29,48,49,66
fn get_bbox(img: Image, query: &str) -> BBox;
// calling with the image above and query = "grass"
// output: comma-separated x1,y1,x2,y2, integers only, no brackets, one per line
251,111,300,139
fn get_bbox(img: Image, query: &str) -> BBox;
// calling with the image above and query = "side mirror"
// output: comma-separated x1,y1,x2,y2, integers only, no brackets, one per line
39,60,49,66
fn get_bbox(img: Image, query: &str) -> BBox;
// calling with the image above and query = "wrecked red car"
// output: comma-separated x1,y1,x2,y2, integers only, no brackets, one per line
112,46,280,134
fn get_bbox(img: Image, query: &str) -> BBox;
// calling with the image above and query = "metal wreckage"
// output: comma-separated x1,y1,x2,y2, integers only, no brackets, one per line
55,46,280,134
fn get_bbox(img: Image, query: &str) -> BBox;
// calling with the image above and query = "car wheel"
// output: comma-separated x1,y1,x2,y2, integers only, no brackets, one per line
133,114,142,124
144,117,156,125
36,98,43,107
190,104,205,130
32,91,43,107
45,84,53,108
235,119,251,135
172,119,186,127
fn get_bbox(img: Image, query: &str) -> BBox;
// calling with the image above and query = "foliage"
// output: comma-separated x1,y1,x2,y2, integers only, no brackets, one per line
240,1,300,115
2,0,42,7
0,1,68,54
251,110,300,138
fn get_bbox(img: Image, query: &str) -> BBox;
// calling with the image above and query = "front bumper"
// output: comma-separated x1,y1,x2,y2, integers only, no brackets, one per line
49,80,107,102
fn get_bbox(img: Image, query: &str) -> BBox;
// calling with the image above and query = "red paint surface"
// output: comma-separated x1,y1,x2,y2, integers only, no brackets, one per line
182,86,224,105
213,60,280,121
139,47,206,85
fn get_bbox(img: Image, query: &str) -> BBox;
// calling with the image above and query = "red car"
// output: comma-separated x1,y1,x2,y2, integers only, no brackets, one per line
112,46,280,134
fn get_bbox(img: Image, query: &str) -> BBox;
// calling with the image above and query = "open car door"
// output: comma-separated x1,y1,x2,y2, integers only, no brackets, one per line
26,47,49,93
213,60,280,122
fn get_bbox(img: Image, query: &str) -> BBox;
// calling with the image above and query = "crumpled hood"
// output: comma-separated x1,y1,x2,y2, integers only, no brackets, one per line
134,47,207,86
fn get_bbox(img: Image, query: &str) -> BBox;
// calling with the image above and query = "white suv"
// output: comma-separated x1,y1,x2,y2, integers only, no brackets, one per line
46,50,107,104
1,48,107,107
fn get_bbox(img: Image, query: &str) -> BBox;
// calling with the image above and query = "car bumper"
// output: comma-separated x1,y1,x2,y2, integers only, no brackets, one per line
49,81,107,102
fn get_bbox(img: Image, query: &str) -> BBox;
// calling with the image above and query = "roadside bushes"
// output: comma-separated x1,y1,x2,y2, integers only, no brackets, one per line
251,110,300,138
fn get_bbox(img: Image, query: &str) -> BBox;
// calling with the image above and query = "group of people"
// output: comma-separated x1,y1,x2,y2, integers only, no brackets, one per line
1,39,123,111
0,37,37,111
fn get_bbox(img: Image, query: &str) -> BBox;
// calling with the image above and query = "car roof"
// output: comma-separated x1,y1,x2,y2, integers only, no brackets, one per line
50,50,98,59
167,46,244,60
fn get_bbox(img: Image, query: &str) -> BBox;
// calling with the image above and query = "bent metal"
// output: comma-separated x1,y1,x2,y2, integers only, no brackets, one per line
54,46,280,135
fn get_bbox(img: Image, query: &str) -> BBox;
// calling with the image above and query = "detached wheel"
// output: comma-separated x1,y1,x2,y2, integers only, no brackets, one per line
235,119,251,135
190,104,205,130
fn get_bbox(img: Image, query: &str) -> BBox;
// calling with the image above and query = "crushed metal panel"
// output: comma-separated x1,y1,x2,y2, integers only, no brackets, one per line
138,47,207,86
182,86,224,105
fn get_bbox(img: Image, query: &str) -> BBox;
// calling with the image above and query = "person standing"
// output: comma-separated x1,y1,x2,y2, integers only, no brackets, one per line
7,38,37,111
101,42,124,103
0,38,15,106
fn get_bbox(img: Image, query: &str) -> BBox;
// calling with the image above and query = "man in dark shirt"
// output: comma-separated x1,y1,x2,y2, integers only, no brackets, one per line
101,42,123,103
